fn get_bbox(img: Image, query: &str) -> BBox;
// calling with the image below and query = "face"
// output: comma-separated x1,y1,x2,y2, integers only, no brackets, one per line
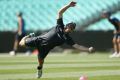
101,11,111,18
64,27,74,33
102,13,109,18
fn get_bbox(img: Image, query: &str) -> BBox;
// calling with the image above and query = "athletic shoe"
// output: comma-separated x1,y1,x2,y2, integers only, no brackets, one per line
116,53,120,57
36,69,42,78
9,51,16,56
25,51,31,56
109,52,118,58
88,47,95,53
28,33,35,37
19,33,35,46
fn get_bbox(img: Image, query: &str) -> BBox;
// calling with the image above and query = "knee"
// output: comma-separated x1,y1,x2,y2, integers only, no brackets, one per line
113,38,117,44
38,59,44,64
117,39,120,43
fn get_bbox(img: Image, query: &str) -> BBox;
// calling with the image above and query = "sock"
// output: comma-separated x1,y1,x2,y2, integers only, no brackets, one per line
37,66,42,70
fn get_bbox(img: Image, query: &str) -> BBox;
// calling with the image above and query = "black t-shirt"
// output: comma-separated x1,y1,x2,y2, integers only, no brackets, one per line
39,18,75,49
108,17,120,31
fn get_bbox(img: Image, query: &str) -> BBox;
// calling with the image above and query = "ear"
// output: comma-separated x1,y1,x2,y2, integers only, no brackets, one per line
64,27,67,29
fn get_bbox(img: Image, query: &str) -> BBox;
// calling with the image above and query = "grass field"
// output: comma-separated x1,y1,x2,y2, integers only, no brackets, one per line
0,52,120,80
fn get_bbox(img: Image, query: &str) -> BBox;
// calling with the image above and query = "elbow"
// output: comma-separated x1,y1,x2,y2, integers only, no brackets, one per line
58,11,63,16
57,12,63,19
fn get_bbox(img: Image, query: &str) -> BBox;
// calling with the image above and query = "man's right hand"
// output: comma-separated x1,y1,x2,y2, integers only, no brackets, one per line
57,1,76,19
68,1,76,7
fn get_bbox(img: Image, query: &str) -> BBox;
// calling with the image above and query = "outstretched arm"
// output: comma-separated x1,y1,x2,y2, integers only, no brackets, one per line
57,1,76,19
72,44,94,53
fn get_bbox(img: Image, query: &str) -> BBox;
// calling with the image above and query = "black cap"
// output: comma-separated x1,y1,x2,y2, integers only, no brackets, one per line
66,22,76,30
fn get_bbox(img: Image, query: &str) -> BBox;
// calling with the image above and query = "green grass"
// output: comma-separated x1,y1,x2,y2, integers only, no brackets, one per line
0,52,120,80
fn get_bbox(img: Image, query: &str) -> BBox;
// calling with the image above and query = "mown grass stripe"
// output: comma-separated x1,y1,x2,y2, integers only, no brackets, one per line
44,63,120,68
0,70,120,80
0,59,120,62
0,66,120,74
0,62,37,65
0,63,120,69
42,70,120,78
89,75,120,80
1,61,120,65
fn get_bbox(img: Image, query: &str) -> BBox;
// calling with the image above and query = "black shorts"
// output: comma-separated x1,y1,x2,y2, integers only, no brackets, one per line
25,37,50,59
113,33,120,39
15,33,26,41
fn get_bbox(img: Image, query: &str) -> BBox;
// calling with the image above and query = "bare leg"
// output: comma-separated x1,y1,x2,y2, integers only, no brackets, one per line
9,39,19,55
113,38,118,53
109,38,118,58
116,38,120,57
38,59,44,68
36,58,44,78
13,40,19,52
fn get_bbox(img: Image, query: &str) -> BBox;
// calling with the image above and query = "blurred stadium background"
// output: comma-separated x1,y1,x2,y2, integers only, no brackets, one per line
0,0,120,80
0,0,120,52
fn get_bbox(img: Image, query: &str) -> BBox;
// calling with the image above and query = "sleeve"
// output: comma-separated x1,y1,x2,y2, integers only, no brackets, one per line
108,18,119,25
57,18,64,29
65,34,75,46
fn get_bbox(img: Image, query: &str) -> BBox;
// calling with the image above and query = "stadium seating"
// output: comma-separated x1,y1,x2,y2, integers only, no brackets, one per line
0,0,120,31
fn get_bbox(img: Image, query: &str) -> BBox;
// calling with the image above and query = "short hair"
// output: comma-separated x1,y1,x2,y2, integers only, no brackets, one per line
103,11,111,17
17,12,22,17
66,22,76,30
